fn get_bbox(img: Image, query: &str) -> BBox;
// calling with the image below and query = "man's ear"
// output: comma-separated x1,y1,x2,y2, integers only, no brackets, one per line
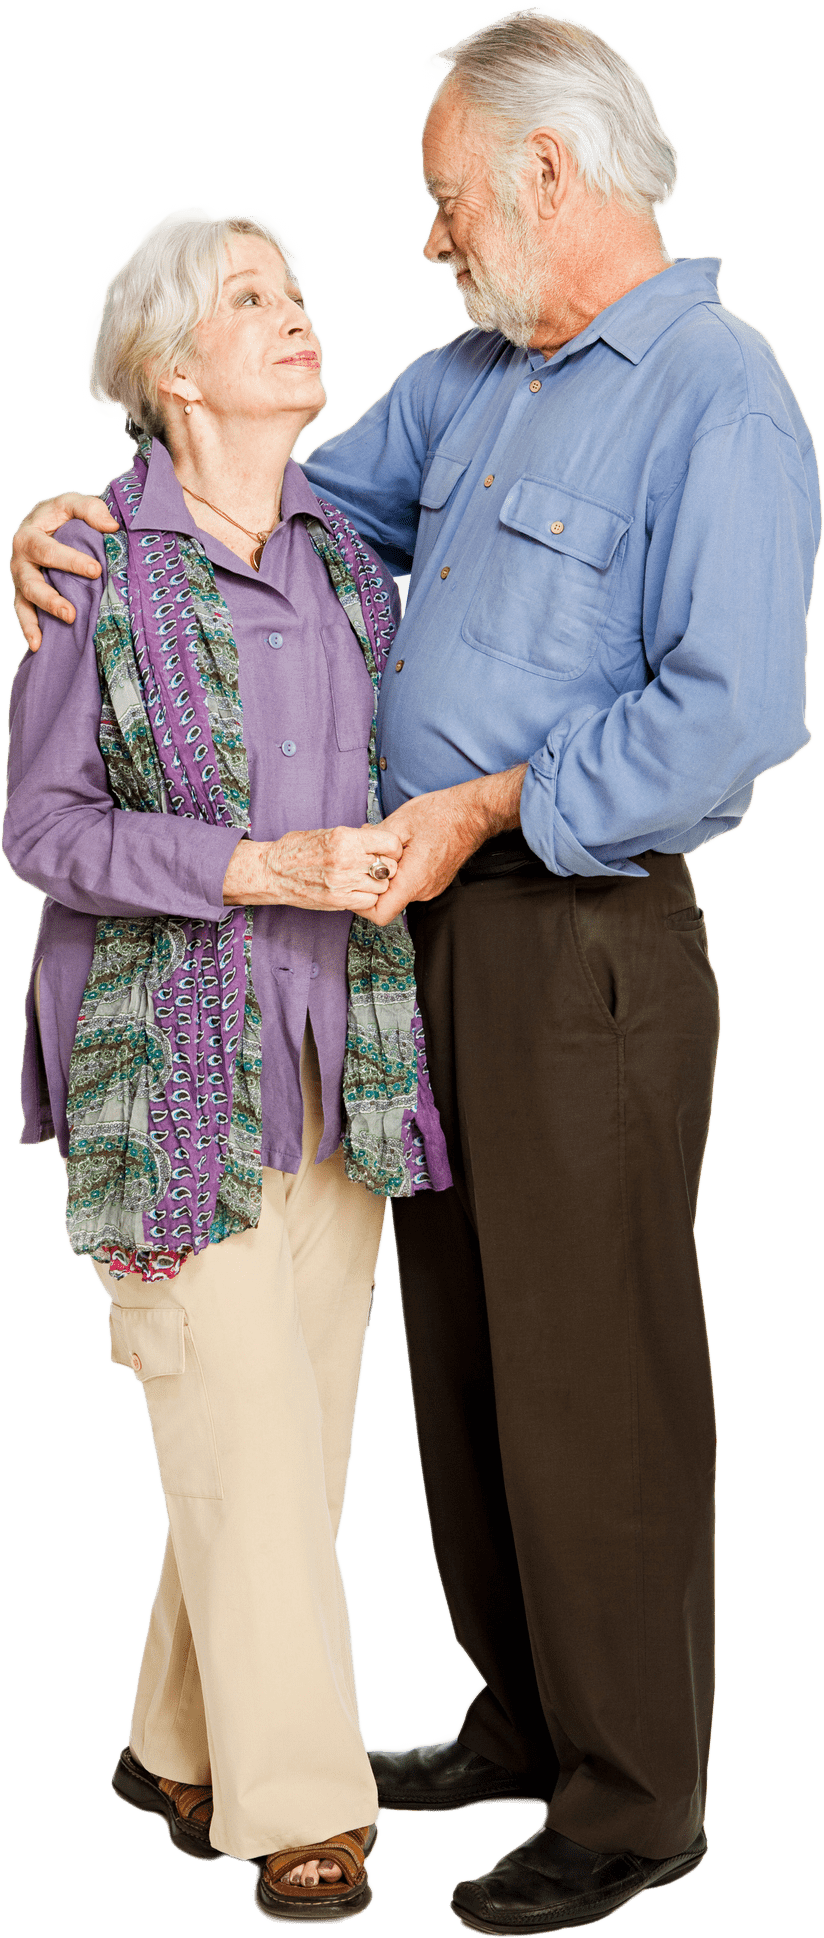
527,130,573,220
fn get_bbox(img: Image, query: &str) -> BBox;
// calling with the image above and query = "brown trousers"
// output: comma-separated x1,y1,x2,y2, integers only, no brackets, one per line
393,849,719,1859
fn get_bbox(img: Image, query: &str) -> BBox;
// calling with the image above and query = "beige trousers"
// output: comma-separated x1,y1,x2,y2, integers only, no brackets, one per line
92,1030,383,1859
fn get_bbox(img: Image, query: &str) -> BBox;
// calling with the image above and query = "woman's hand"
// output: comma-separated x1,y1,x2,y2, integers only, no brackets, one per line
10,494,119,651
223,825,404,913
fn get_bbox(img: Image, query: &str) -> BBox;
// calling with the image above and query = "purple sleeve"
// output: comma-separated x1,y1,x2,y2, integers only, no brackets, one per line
3,523,242,919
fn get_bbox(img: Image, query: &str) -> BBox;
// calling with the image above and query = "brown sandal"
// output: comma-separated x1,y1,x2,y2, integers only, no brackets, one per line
112,1746,218,1859
257,1825,376,1920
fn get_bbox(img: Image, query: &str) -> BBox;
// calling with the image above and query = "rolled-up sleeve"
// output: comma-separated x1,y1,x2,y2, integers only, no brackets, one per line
4,531,242,917
521,411,816,876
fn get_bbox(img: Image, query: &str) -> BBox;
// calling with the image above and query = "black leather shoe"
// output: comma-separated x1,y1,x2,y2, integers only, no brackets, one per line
451,1822,707,1931
368,1741,554,1811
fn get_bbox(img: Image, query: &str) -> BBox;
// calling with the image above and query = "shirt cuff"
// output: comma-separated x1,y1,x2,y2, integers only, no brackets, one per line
521,747,648,880
184,821,246,916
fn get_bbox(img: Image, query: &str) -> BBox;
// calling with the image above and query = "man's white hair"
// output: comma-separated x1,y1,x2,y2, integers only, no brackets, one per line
441,13,676,213
91,215,289,438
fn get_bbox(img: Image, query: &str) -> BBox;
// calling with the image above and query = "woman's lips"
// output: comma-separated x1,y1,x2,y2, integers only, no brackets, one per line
278,352,320,366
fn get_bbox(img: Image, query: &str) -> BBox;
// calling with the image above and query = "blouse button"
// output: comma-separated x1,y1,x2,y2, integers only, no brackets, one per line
268,631,284,648
131,1353,142,1373
281,740,297,757
310,964,320,979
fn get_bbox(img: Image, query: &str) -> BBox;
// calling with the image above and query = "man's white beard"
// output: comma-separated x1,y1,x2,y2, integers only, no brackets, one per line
454,203,544,349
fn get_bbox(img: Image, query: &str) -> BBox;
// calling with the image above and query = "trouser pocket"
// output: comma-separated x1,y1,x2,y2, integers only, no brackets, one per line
110,1304,224,1500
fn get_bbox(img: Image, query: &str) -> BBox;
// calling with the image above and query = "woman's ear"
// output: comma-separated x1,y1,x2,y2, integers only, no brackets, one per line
157,366,203,409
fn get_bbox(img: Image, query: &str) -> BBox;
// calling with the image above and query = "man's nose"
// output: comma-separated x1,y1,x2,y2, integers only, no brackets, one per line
424,210,453,262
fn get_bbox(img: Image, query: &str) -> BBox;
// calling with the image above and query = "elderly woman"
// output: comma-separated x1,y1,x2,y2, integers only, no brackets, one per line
4,214,449,1918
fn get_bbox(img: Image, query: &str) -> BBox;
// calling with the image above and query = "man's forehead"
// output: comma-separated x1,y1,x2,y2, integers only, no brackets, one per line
423,84,489,185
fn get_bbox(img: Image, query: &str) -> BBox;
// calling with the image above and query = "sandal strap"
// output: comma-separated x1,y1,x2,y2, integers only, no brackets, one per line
264,1831,366,1886
158,1777,214,1827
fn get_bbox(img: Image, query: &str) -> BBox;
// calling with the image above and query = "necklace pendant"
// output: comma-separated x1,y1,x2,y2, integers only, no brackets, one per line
252,538,265,570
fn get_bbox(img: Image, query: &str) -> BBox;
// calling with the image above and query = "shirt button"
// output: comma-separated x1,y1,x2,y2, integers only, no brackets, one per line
131,1353,142,1373
529,379,542,393
281,740,297,757
310,963,320,979
440,566,450,580
379,756,387,771
395,659,405,672
550,521,565,534
484,474,494,487
267,631,283,648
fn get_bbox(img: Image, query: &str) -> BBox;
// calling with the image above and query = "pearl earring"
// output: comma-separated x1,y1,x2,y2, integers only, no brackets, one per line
184,403,192,415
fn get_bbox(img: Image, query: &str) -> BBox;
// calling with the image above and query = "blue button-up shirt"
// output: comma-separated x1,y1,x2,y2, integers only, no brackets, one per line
305,258,818,876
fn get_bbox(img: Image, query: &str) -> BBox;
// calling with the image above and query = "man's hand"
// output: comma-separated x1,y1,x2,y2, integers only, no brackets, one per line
10,494,119,650
223,824,404,914
367,765,528,926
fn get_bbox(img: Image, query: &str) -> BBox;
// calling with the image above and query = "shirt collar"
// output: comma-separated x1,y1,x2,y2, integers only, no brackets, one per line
532,257,722,372
131,439,332,574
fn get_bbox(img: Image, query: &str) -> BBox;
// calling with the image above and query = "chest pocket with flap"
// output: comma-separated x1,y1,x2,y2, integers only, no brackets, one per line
462,477,632,680
419,452,470,512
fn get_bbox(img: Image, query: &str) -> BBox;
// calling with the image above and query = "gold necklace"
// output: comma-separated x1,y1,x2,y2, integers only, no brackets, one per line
182,483,280,570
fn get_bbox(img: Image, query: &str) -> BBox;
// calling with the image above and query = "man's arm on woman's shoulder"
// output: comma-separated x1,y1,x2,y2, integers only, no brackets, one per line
10,493,119,651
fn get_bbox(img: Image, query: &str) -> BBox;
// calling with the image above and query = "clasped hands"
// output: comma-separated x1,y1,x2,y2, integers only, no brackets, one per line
224,766,528,920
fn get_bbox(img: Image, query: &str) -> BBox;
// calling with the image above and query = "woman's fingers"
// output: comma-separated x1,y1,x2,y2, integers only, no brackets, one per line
360,822,405,858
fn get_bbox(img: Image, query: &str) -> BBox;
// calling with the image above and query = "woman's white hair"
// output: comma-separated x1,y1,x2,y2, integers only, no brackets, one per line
91,215,289,438
441,13,676,213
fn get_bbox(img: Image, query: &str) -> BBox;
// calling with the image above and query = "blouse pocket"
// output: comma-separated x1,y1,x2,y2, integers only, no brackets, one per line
110,1304,223,1500
462,478,632,680
321,623,375,752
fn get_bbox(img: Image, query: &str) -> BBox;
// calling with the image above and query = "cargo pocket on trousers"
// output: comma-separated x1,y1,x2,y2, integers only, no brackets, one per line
110,1305,224,1500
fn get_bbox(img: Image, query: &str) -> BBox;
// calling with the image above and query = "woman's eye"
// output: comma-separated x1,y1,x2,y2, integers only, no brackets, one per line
236,291,260,307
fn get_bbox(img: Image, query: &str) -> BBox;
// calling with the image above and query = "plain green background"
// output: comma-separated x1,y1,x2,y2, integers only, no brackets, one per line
1,3,821,1935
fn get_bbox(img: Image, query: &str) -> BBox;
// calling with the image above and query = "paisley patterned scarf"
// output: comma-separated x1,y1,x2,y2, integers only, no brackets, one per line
65,440,450,1281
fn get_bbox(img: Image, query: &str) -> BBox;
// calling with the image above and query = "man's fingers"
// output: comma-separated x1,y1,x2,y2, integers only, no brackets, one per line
27,492,117,536
12,592,43,653
60,493,118,533
365,884,409,926
12,525,102,578
11,566,76,628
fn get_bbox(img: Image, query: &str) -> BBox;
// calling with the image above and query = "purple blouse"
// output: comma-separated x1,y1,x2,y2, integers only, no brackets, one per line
4,440,399,1172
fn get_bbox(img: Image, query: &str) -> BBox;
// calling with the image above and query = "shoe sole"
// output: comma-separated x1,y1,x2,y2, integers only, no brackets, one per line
377,1787,552,1812
451,1845,706,1933
255,1827,377,1921
112,1751,220,1860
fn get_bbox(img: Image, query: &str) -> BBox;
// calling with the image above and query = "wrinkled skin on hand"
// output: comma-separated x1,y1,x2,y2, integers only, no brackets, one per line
11,493,118,649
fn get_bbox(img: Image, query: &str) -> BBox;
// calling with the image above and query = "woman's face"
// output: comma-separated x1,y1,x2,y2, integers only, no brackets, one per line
186,235,326,429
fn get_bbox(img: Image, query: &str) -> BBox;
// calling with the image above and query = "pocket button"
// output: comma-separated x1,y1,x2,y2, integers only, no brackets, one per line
550,521,564,534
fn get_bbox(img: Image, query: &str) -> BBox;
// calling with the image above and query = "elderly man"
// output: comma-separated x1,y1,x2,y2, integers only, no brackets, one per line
9,16,818,1933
